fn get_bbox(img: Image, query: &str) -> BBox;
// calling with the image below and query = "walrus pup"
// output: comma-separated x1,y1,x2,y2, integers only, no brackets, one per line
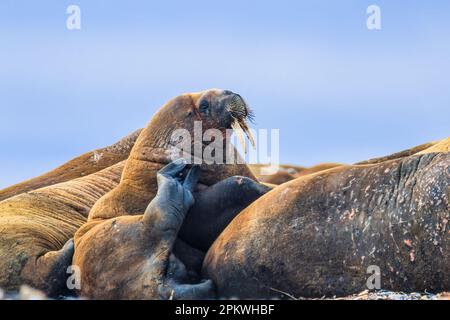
203,152,449,298
0,161,125,294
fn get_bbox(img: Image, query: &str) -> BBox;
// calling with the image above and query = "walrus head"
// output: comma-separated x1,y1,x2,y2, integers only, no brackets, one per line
133,89,256,164
188,89,256,151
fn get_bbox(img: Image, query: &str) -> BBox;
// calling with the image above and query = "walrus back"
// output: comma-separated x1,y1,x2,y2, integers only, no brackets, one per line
0,161,125,292
203,152,449,298
0,129,141,202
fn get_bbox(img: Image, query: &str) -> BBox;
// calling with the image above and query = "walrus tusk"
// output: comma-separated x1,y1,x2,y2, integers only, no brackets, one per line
231,119,256,154
231,120,248,154
239,119,256,150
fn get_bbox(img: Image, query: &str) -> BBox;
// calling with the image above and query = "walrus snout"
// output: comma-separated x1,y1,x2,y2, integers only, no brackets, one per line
195,89,256,152
217,91,252,123
214,90,256,152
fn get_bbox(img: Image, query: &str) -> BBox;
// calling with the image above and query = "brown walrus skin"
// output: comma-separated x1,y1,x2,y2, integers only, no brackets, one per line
0,161,125,294
416,137,450,154
73,89,261,299
250,137,449,186
354,137,450,165
203,152,449,298
250,163,344,185
0,129,142,202
249,164,303,185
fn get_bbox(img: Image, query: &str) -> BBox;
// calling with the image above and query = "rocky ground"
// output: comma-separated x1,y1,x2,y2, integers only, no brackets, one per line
331,290,450,300
1,286,449,300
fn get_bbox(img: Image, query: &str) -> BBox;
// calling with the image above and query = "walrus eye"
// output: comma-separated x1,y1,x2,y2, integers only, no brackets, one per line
199,100,210,115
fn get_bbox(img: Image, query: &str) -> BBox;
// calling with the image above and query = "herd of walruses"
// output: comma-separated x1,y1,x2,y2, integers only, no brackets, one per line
0,89,448,299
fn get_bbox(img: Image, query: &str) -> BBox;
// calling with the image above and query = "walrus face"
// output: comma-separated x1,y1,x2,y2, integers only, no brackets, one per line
189,89,256,150
143,89,256,160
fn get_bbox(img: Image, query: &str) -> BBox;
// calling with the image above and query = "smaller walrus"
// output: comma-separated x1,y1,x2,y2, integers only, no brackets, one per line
203,152,449,298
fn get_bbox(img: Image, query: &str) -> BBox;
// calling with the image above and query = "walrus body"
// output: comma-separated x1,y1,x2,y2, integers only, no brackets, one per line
417,137,450,154
0,162,125,294
250,163,344,185
0,130,141,202
73,89,265,299
355,137,449,165
251,137,449,186
203,152,449,298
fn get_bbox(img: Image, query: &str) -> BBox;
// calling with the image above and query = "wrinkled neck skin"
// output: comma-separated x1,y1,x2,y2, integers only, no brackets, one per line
123,112,254,190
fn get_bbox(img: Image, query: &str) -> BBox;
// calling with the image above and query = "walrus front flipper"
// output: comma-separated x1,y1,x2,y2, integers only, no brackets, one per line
73,160,216,299
179,176,271,252
21,239,74,297
143,160,216,299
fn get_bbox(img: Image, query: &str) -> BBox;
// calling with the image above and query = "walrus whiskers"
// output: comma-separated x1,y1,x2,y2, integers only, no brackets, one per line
227,95,256,153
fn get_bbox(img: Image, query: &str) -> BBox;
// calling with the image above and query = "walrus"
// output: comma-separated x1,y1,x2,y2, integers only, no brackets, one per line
417,137,450,154
250,163,344,185
0,161,125,294
249,137,448,186
72,89,270,299
0,129,142,202
249,164,304,185
354,137,449,165
75,89,256,227
295,163,345,177
250,137,449,186
203,152,449,298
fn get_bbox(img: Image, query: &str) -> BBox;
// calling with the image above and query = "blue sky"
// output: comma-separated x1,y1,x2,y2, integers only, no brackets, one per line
1,0,449,188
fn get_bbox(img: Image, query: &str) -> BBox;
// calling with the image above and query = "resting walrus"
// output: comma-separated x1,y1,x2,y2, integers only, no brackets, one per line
0,131,140,294
72,89,269,299
203,152,449,298
250,137,449,186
